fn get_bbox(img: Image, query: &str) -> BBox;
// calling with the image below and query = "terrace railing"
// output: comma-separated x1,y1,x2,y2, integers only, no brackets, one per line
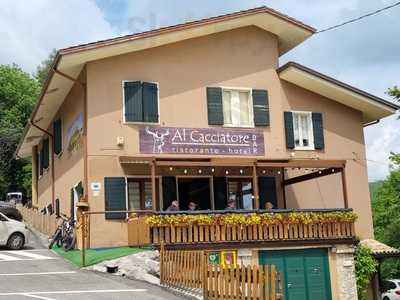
128,209,357,247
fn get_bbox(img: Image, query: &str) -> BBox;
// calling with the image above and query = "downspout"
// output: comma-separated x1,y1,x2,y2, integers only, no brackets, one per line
30,121,55,208
53,68,88,202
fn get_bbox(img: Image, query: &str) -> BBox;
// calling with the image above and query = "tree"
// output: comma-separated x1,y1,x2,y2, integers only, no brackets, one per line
34,49,57,87
0,64,40,200
388,86,400,101
371,153,400,278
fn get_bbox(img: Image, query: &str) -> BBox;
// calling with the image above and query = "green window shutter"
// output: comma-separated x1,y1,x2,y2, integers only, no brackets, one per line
142,82,159,123
124,81,143,122
207,87,224,125
312,112,325,149
53,119,62,155
284,112,295,149
252,89,269,126
42,138,50,169
104,177,127,219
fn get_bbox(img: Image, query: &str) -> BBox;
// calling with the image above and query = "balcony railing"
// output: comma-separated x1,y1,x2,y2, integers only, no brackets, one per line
127,209,356,247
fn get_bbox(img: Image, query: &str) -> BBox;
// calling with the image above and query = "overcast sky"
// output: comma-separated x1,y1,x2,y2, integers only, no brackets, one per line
0,0,399,181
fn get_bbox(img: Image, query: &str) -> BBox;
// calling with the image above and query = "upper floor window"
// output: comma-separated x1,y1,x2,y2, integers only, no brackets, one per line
284,111,325,150
222,88,254,127
123,81,159,123
207,87,269,127
293,111,314,150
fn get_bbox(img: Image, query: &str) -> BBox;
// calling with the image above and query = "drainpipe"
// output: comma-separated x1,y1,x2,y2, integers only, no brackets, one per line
30,121,55,208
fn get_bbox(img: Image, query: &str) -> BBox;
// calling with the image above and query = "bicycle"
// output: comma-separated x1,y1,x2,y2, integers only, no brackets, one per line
49,214,77,251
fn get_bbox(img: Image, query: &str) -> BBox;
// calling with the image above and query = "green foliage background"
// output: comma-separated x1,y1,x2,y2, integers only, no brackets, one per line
0,50,55,200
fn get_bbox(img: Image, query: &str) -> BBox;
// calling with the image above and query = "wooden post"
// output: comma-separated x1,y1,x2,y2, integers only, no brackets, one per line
202,251,208,300
151,160,157,211
281,167,286,209
252,163,260,209
341,167,349,208
81,213,86,267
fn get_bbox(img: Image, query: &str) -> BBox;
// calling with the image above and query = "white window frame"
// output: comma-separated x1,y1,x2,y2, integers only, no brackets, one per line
221,87,254,128
122,80,160,125
292,111,315,151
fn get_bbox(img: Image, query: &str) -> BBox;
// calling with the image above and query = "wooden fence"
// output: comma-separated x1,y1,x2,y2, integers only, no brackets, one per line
160,246,282,300
150,221,355,246
127,217,151,246
204,264,280,300
17,205,58,236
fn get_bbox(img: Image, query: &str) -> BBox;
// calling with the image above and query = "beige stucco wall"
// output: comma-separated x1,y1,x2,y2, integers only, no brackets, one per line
35,72,85,217
81,26,372,246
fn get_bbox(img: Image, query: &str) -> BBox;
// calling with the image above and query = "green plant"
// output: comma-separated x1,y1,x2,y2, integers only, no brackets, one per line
355,245,378,300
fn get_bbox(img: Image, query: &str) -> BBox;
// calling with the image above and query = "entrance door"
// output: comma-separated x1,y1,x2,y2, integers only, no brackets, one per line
177,178,211,210
259,249,332,300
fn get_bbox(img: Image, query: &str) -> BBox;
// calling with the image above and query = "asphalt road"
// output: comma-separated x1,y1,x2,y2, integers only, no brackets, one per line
0,231,183,300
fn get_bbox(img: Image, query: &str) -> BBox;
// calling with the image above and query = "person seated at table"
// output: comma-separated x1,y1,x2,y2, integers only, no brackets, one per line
225,198,236,210
166,200,179,211
264,201,274,210
188,201,198,211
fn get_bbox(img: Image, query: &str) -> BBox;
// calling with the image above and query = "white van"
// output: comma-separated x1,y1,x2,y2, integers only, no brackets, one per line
0,212,29,250
6,192,23,205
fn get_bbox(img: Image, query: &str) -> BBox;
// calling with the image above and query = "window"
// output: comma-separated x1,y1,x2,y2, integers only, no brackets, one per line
127,178,157,210
292,112,314,150
222,89,254,127
123,81,159,123
227,178,253,209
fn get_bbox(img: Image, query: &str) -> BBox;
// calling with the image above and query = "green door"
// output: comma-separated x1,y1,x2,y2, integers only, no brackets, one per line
259,249,332,300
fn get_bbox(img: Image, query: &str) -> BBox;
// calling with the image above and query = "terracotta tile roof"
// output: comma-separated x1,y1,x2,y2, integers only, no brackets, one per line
360,239,400,258
59,6,316,55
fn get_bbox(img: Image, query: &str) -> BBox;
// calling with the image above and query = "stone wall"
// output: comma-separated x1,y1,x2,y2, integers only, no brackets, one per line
334,245,358,300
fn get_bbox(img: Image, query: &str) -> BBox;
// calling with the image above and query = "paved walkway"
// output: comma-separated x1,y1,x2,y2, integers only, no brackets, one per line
0,230,183,300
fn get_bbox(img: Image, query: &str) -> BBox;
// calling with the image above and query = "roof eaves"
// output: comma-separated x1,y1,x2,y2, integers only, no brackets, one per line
59,6,316,56
278,62,400,111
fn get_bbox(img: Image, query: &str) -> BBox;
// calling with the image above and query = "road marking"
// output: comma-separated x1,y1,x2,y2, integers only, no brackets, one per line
0,253,22,261
0,289,148,296
22,294,55,300
0,251,56,262
0,271,76,276
4,251,55,260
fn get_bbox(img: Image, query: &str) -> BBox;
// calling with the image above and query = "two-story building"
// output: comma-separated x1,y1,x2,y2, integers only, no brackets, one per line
16,6,399,300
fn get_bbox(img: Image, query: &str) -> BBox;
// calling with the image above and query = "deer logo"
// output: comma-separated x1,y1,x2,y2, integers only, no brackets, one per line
145,127,169,153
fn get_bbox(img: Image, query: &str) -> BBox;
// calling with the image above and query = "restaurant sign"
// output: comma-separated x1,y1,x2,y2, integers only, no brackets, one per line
139,126,264,156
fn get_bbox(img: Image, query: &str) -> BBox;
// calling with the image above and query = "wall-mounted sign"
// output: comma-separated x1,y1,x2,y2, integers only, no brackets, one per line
67,112,83,153
208,252,220,265
90,182,101,197
139,126,265,156
221,251,237,268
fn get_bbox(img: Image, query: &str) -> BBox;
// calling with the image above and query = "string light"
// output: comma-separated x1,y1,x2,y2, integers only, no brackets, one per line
211,168,215,173
277,171,281,175
184,169,187,174
198,169,202,174
262,170,266,174
225,170,229,175
239,169,243,174
169,167,173,171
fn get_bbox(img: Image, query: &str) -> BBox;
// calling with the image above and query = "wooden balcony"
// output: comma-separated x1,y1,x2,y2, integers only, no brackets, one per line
128,209,357,248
